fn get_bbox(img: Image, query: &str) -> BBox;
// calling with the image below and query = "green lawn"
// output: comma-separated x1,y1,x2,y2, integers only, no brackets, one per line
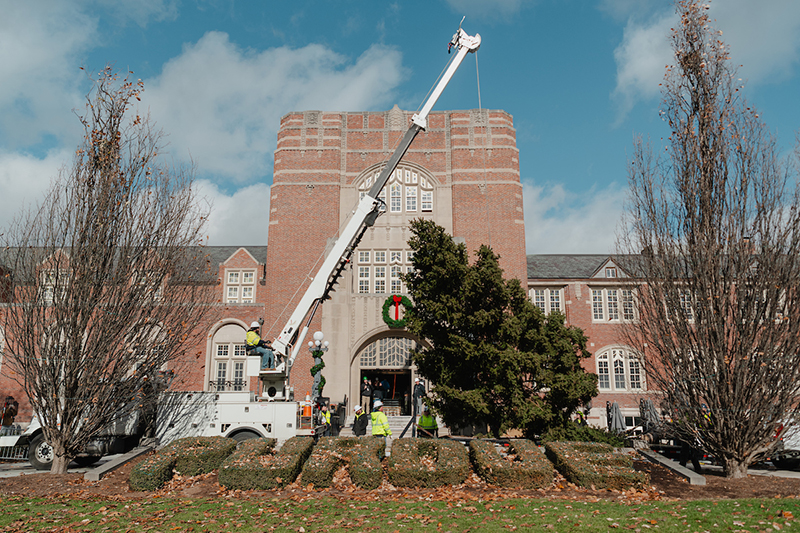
0,496,797,532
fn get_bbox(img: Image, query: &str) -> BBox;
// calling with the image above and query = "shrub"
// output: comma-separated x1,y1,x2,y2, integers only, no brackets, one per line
540,423,625,447
218,436,313,490
300,436,384,489
544,441,649,490
129,436,236,491
387,438,469,488
469,439,554,489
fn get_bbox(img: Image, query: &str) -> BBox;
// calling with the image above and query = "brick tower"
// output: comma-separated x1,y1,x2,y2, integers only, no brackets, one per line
264,106,525,410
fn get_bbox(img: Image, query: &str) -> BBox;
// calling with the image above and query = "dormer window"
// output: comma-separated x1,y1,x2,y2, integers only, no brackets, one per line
605,267,617,278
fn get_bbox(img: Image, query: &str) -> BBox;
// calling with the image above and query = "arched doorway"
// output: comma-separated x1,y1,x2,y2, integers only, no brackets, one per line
356,336,417,416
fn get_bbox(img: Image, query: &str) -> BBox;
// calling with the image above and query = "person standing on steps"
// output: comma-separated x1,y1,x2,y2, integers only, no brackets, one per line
371,400,392,439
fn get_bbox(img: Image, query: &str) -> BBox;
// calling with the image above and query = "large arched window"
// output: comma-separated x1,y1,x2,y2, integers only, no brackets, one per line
209,323,248,391
358,337,416,368
358,166,435,214
596,348,644,391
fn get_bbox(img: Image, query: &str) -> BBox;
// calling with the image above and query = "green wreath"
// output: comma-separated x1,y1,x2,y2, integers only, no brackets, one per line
382,294,414,328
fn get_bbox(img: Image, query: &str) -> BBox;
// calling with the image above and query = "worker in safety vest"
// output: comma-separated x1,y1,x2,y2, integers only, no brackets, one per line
371,400,392,438
245,322,274,370
319,404,331,436
352,404,368,436
417,404,438,438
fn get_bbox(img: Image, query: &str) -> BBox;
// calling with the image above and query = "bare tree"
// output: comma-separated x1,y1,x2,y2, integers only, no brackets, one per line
618,0,800,478
0,68,213,473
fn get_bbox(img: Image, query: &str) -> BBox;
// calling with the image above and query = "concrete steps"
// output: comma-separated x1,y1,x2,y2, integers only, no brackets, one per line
338,415,448,438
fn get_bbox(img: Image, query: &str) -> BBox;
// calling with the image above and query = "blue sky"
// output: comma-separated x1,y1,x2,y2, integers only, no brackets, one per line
1,0,799,254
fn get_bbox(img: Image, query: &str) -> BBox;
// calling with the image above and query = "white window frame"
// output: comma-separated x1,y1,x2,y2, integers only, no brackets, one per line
591,287,637,322
374,266,386,294
213,341,248,391
225,269,257,303
597,348,645,392
358,266,370,294
528,287,563,315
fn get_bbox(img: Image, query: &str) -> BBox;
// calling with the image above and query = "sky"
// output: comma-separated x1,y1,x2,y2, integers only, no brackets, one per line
1,0,799,254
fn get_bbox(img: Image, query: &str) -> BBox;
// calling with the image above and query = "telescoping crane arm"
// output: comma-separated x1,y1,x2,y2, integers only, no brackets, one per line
272,26,481,373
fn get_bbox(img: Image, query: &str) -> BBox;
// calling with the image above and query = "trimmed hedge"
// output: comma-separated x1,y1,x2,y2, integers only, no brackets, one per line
469,439,554,489
544,441,649,490
300,436,385,489
387,438,469,488
129,436,237,491
218,436,314,490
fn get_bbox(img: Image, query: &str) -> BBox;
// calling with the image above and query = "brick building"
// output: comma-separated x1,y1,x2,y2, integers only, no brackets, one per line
261,106,526,415
527,255,656,429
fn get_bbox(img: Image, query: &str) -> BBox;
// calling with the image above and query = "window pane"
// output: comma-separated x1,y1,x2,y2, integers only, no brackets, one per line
598,357,610,389
358,266,370,294
242,287,254,302
390,251,402,263
375,251,386,263
227,287,238,301
227,271,239,284
421,191,433,212
550,290,561,313
608,290,619,320
406,186,417,212
629,359,642,389
622,290,635,321
242,271,254,284
359,251,370,263
613,357,626,389
592,290,604,320
533,289,546,312
234,344,247,357
216,344,229,357
390,183,402,212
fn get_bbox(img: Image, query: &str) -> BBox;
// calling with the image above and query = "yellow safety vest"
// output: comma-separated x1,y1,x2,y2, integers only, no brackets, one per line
371,410,391,436
246,330,261,347
418,413,438,431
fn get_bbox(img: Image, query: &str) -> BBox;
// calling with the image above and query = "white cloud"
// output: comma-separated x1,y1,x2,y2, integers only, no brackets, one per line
0,150,70,233
141,31,406,183
193,180,271,246
522,181,626,254
612,1,800,122
611,12,675,122
443,0,530,19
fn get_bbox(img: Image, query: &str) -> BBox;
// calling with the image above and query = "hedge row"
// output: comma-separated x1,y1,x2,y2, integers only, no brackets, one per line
129,436,237,491
300,436,385,489
218,436,314,490
129,437,648,492
544,441,649,490
469,439,554,489
387,438,469,487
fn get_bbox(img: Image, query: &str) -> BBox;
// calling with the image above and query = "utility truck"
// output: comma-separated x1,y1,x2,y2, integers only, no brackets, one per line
1,23,481,470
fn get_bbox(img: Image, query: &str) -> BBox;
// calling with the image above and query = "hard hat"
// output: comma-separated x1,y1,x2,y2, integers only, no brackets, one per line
250,321,260,329
363,376,368,381
373,400,383,409
414,378,419,383
354,405,362,412
422,404,429,412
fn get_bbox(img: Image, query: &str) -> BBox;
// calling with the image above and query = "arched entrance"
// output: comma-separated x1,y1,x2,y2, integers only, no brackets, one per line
356,336,417,416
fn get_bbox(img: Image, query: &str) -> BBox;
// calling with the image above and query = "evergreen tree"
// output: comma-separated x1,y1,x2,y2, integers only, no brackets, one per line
404,219,597,438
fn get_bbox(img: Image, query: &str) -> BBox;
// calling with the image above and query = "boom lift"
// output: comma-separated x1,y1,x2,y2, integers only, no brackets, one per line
248,25,482,406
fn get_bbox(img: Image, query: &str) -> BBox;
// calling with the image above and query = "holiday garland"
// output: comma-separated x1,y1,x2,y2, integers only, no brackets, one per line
382,294,414,328
310,352,326,396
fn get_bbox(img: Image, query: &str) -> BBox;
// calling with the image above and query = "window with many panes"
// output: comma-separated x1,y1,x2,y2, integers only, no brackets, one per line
40,269,68,305
358,167,434,214
596,348,644,391
225,269,256,303
528,287,563,315
356,249,414,294
210,323,249,392
591,287,636,321
358,337,416,367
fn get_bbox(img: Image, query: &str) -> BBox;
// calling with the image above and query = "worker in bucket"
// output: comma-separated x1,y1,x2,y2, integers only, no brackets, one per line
371,400,392,438
246,321,275,370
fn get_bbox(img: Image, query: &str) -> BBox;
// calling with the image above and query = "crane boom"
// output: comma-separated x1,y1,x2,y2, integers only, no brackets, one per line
258,26,481,385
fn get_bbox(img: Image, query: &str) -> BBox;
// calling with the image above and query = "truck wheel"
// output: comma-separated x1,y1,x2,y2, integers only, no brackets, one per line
28,434,54,471
74,455,102,467
232,431,261,443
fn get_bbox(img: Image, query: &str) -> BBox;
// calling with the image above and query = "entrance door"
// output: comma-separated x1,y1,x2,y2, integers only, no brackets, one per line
357,336,416,416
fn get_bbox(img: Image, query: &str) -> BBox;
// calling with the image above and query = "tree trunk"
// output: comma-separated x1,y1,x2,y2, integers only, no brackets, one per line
723,459,749,479
51,448,71,475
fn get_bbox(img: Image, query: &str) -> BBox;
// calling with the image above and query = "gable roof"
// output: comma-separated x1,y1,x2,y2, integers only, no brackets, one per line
527,255,643,280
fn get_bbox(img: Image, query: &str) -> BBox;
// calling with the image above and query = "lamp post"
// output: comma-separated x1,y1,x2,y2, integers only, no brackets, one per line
308,331,329,402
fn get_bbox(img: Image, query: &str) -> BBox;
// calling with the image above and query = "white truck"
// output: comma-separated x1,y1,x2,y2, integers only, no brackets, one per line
1,23,481,470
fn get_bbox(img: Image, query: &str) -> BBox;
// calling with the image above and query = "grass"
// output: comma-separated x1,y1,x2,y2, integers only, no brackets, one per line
0,496,797,532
